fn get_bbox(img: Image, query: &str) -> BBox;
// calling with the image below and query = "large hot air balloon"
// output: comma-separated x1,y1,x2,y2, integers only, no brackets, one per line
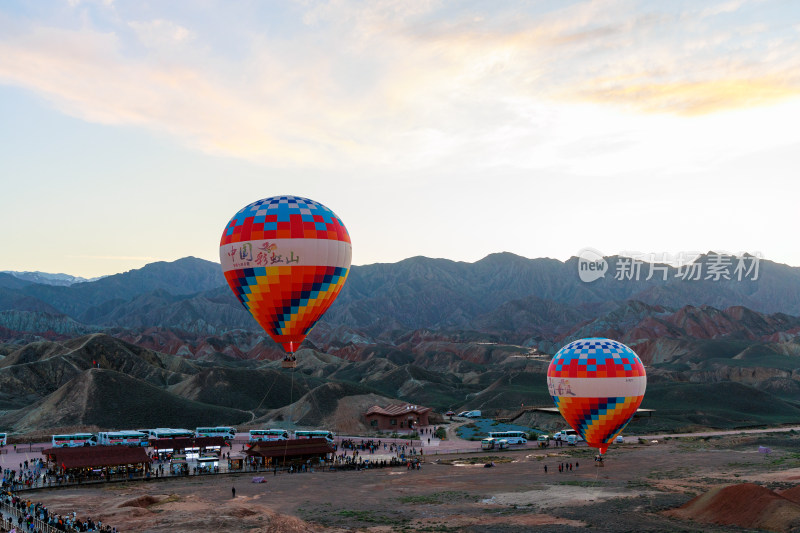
219,195,351,368
546,338,646,454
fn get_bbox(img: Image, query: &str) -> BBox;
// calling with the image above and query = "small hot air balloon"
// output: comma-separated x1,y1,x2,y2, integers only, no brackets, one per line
546,338,646,454
219,195,351,368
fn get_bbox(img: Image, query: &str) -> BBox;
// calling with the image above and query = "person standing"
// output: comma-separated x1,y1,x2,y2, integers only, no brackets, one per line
231,486,236,498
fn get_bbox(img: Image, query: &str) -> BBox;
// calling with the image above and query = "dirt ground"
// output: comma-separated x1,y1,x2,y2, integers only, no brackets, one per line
20,433,800,532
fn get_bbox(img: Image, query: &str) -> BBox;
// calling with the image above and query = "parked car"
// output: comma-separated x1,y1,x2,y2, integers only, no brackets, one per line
537,434,550,442
463,410,482,418
445,410,455,417
615,435,624,444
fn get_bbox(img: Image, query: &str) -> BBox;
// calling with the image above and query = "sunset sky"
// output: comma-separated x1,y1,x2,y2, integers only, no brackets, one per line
2,0,799,277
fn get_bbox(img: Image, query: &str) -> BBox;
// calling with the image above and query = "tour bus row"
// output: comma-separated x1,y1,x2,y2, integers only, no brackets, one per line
48,427,238,448
46,427,335,448
248,429,334,444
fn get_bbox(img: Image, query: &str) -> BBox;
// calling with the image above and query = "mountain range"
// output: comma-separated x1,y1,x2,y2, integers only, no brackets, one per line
1,271,103,287
1,253,799,436
3,253,800,339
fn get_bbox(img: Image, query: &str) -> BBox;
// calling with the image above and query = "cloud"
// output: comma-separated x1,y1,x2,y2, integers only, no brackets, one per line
65,255,160,261
697,0,747,19
574,77,800,115
0,24,319,163
66,0,114,7
128,19,193,48
1,0,799,170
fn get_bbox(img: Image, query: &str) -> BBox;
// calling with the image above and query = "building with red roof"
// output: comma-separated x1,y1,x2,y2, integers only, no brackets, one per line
364,403,431,430
246,438,334,466
42,445,151,472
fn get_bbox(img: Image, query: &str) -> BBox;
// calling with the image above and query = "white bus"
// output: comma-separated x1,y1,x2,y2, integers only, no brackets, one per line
146,428,194,440
481,437,495,450
97,431,149,447
487,431,528,445
0,433,6,446
249,429,290,443
51,433,98,448
294,430,335,443
195,426,236,441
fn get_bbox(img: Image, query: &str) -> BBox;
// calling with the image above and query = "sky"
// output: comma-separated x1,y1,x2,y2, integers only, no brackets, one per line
1,0,799,278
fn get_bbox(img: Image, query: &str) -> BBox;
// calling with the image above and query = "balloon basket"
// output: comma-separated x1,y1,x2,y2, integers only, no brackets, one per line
281,360,297,369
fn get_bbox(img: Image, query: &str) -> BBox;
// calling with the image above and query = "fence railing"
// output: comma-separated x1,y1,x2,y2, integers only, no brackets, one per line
1,500,75,533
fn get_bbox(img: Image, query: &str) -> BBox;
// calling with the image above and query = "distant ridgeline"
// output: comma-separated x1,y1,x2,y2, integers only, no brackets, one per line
0,253,798,343
0,254,799,436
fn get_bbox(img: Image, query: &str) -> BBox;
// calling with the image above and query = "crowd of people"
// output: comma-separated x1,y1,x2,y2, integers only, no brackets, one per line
542,461,579,474
332,455,408,470
3,465,143,490
1,492,119,532
334,439,425,464
2,460,48,492
0,430,442,531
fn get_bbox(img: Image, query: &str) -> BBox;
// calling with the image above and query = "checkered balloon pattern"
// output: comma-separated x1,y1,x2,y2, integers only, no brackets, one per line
220,196,350,245
546,338,646,454
220,196,351,354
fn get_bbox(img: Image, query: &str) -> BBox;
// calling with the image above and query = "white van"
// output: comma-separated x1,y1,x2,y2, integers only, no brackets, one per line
566,435,578,446
554,429,577,441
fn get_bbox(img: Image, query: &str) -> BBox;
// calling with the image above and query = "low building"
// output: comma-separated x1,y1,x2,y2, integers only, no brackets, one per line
246,438,334,466
364,403,431,430
42,445,151,477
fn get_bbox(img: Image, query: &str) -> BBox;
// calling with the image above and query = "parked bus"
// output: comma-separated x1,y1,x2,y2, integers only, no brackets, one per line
195,426,236,441
97,431,149,447
51,433,98,448
487,431,528,444
481,437,495,450
294,430,335,443
146,428,194,440
249,429,290,443
0,433,6,446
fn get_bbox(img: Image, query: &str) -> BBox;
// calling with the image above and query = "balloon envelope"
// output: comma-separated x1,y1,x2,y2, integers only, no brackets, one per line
546,338,646,454
219,195,351,354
